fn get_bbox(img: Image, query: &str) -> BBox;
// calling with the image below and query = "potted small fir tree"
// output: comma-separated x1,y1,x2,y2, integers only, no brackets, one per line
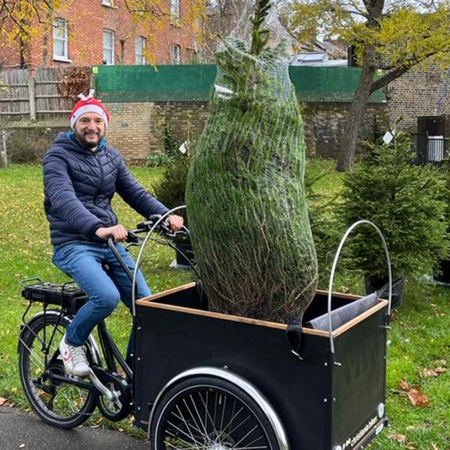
341,132,449,307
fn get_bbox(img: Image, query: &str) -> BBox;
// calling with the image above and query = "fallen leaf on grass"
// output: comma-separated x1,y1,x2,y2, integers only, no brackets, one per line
398,380,429,407
407,388,429,407
388,434,407,443
422,367,447,378
399,379,410,390
431,443,439,450
90,417,103,428
0,397,13,407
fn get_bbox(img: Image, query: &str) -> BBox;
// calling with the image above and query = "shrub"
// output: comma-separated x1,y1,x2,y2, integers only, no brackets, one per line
7,127,58,164
341,132,449,283
153,153,190,214
145,153,171,168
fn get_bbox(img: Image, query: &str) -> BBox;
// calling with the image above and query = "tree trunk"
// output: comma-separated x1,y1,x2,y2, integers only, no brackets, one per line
336,0,385,172
336,45,376,172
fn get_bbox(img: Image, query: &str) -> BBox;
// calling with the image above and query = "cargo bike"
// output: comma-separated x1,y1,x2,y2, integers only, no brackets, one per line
18,210,392,450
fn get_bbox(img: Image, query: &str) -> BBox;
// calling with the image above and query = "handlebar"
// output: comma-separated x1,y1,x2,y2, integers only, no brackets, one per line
106,214,188,248
105,213,191,286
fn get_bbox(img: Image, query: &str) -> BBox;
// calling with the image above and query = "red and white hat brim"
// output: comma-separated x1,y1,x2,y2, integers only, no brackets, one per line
70,105,108,129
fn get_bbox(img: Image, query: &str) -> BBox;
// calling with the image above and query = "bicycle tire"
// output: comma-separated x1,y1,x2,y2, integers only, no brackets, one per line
150,376,281,450
18,312,97,429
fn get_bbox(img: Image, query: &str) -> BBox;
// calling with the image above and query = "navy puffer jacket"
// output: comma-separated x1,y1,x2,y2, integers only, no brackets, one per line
44,132,168,245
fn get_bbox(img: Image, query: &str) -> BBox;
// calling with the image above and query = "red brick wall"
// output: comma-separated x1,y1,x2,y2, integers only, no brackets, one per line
0,21,23,69
0,0,197,69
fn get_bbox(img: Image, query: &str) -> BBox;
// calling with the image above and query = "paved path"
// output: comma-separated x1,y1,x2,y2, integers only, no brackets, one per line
0,407,149,450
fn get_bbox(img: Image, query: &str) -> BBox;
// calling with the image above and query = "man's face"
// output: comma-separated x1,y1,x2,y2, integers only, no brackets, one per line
74,112,106,149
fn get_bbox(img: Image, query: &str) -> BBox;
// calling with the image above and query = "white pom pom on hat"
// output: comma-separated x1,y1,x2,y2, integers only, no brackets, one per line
69,89,110,129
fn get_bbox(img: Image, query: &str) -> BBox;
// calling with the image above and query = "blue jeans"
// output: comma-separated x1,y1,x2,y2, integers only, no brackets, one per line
52,242,151,364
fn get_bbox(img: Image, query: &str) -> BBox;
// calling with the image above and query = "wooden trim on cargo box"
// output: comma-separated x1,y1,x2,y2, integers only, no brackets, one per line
137,297,288,330
316,289,361,300
136,284,388,336
333,300,388,337
140,282,197,302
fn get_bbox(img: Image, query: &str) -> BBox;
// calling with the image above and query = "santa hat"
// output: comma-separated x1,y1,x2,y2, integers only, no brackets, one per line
70,90,110,129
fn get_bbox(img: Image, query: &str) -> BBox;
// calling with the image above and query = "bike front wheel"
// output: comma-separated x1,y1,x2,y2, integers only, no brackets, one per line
150,376,281,450
18,312,97,428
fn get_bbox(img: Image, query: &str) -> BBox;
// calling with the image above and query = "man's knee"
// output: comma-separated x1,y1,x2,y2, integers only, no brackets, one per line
94,288,120,316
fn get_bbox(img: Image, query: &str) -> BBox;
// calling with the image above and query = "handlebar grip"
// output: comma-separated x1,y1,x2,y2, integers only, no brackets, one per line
126,230,140,244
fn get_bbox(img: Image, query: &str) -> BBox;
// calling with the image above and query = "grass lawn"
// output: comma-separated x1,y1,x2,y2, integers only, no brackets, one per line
0,163,449,449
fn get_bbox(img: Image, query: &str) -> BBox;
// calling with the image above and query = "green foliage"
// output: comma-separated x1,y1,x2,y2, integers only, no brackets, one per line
284,1,450,80
249,0,272,55
145,124,181,168
164,123,181,160
341,133,449,281
4,127,56,164
153,153,190,218
145,152,171,168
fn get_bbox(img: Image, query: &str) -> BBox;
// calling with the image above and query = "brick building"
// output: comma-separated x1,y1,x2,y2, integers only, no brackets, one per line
0,0,199,70
387,66,450,132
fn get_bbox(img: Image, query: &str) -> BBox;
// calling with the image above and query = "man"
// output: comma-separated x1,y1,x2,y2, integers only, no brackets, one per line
43,90,183,377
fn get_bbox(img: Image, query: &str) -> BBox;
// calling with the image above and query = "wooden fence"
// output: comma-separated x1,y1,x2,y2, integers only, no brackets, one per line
0,68,76,122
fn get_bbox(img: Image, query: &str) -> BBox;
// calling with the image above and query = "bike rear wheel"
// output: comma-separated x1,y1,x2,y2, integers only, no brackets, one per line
18,312,97,428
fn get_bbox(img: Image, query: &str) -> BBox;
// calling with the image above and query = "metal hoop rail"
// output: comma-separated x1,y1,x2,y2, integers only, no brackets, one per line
327,220,392,354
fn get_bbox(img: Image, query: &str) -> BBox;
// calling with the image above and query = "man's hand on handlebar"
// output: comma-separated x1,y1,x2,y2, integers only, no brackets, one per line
96,224,128,242
166,215,184,232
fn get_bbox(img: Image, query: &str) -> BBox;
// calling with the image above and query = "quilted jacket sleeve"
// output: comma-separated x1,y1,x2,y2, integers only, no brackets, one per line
115,156,169,218
44,151,104,238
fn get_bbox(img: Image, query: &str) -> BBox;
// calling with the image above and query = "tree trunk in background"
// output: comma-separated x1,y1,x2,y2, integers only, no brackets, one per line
336,45,376,172
336,0,386,172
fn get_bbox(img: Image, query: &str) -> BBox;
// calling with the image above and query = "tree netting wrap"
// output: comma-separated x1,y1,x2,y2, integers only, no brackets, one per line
186,1,318,325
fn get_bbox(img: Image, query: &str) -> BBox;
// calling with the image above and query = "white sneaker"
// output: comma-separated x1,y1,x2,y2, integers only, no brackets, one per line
59,335,90,377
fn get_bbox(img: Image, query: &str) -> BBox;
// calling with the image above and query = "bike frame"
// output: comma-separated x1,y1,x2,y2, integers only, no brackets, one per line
20,208,192,408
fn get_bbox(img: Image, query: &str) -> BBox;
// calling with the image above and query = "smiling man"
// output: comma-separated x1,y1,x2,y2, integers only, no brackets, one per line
43,91,183,377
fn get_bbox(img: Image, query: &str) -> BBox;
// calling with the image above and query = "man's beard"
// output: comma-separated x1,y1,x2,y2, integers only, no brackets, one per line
75,130,103,149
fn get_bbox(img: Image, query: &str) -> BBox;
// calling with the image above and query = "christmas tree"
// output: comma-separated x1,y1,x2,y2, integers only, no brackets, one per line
186,0,317,324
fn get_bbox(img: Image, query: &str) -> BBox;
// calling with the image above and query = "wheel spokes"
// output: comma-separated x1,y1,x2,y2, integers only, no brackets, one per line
162,387,271,450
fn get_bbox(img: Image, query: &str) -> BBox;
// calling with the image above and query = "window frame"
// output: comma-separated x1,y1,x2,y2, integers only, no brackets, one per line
103,29,115,65
53,18,69,61
170,0,180,19
135,36,147,65
172,44,181,65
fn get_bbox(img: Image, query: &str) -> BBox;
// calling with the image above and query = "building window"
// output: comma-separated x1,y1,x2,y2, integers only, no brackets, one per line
135,36,147,65
172,44,181,65
53,19,68,60
170,0,180,19
103,30,115,65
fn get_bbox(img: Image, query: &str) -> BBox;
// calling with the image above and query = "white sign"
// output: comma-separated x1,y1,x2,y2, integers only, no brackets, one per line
383,131,394,145
179,141,189,155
